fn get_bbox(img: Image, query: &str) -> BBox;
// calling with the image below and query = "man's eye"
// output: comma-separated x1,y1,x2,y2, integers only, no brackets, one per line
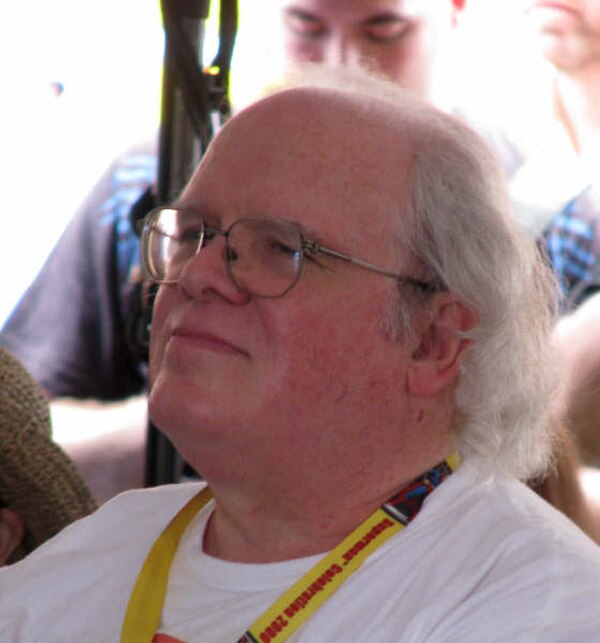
202,228,219,244
364,18,410,43
177,228,202,244
283,10,326,38
269,239,300,258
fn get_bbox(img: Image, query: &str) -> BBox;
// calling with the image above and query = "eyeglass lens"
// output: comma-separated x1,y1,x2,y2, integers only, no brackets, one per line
144,209,305,297
227,218,303,296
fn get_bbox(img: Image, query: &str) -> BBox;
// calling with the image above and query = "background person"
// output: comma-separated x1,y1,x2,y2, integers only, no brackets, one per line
1,68,599,641
0,142,157,504
454,0,600,524
514,0,600,471
277,0,465,100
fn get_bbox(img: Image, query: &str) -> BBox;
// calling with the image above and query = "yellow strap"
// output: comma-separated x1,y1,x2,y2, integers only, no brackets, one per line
244,507,403,643
447,452,461,471
121,458,457,643
245,455,460,641
120,487,214,643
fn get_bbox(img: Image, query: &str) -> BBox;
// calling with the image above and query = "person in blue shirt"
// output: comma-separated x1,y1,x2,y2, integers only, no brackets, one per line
505,1,600,483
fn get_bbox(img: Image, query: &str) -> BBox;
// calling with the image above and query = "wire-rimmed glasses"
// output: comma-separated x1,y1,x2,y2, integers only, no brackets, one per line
140,207,439,298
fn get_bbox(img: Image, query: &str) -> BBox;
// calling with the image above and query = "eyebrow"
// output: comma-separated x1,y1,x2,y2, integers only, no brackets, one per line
169,201,209,216
283,7,321,22
165,202,221,227
363,12,407,26
283,7,407,25
161,204,317,239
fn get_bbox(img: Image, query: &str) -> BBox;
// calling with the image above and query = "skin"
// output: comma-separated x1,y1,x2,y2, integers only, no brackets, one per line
0,508,24,566
525,0,600,72
279,0,464,100
555,295,600,467
148,88,475,562
524,0,600,155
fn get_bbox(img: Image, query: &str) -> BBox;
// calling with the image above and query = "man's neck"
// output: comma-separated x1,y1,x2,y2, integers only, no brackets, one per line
201,441,451,564
555,64,600,158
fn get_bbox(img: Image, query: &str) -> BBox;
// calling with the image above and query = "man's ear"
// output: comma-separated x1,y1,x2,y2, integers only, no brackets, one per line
0,508,25,566
407,293,477,397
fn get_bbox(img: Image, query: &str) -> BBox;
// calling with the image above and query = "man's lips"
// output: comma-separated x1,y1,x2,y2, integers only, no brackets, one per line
169,328,249,357
528,1,579,15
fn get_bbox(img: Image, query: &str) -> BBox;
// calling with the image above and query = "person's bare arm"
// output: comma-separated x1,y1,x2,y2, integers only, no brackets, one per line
579,466,600,543
50,395,148,504
554,293,600,466
532,422,599,543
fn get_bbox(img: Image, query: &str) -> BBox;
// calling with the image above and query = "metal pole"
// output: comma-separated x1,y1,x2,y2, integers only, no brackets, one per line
145,0,237,486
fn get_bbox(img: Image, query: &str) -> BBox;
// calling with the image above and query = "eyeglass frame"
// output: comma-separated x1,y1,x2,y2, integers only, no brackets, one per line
140,206,440,298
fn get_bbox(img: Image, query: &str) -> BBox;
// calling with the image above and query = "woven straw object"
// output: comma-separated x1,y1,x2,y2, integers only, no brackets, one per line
0,347,97,562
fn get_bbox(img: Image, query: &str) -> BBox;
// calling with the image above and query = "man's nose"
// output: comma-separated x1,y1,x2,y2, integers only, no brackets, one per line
178,235,249,304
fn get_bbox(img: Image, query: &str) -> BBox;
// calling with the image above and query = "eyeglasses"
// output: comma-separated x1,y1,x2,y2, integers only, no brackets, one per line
141,207,439,298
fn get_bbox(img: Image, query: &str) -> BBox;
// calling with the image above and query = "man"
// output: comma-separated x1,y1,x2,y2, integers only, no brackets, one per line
0,0,469,502
1,68,599,641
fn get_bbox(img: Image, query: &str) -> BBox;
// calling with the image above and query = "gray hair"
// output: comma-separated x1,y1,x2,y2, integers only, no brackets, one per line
403,110,559,481
279,65,560,480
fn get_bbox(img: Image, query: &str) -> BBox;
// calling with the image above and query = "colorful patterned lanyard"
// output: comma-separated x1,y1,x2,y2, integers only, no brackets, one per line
121,457,457,643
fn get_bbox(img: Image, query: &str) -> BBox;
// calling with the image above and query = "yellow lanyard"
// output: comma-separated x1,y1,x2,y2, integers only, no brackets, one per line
121,458,457,643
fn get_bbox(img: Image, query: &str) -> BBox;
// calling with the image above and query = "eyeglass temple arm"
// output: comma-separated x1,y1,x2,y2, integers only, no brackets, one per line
303,240,438,293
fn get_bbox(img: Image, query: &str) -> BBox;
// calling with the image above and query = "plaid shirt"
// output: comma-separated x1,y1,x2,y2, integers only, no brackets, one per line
543,185,600,311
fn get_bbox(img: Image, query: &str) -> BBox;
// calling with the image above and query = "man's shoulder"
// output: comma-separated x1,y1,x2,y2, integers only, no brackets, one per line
374,465,600,637
418,462,600,572
300,466,600,639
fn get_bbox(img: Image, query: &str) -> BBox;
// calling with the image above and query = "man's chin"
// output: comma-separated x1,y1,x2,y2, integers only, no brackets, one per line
147,373,196,437
148,374,231,440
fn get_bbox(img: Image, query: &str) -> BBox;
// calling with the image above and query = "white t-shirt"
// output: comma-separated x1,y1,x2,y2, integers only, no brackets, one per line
1,461,600,642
